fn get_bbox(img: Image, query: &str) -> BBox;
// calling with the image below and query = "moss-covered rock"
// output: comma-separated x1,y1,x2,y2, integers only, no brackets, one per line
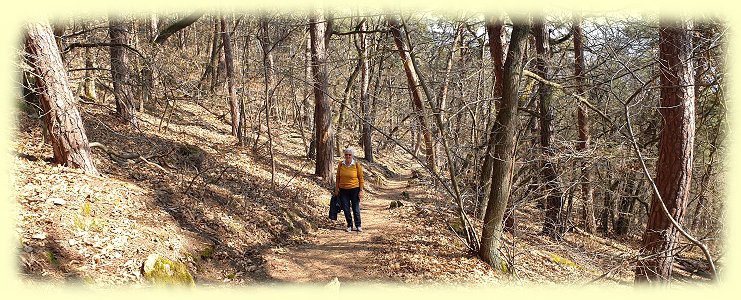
547,252,579,269
142,254,195,287
199,245,215,260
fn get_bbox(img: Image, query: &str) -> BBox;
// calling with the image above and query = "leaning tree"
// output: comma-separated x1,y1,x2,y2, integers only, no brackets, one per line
24,20,100,176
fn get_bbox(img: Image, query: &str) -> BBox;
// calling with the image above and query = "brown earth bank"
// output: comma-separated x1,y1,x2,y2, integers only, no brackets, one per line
12,97,713,288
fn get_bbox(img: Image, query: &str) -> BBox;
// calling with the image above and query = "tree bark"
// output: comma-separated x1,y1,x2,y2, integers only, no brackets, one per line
534,19,566,239
25,21,100,176
478,15,506,219
634,18,695,283
387,16,437,173
304,33,315,159
573,15,597,234
479,19,529,270
310,11,335,180
221,16,240,137
109,17,138,128
359,18,374,162
258,17,277,189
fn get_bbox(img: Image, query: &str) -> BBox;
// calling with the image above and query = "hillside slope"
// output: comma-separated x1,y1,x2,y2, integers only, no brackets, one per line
12,97,710,287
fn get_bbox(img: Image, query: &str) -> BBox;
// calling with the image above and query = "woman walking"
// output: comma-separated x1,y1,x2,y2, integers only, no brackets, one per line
335,148,365,232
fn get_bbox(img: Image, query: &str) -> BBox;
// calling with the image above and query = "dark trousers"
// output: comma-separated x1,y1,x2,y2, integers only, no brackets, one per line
339,187,361,228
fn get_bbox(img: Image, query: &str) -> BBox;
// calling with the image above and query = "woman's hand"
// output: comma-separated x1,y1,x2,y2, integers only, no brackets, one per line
359,189,364,199
334,188,339,196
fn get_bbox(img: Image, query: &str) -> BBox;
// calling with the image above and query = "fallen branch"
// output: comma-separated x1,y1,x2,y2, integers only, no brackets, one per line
89,142,166,172
153,12,204,44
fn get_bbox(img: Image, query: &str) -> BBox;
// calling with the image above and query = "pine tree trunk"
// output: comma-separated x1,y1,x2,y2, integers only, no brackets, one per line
635,19,696,283
387,16,437,173
109,17,138,128
310,10,334,180
479,19,529,270
25,21,100,176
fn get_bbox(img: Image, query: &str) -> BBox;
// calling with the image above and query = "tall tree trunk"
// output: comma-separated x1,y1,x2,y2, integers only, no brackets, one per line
634,18,696,283
109,17,138,128
310,10,334,180
574,15,597,234
534,19,566,239
387,16,437,173
25,21,100,176
359,18,374,162
221,16,240,137
479,19,530,270
478,15,506,219
239,31,252,147
437,22,464,120
259,17,277,189
304,33,316,159
199,20,221,94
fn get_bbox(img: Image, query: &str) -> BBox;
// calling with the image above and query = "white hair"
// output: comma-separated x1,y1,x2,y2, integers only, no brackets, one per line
343,148,354,156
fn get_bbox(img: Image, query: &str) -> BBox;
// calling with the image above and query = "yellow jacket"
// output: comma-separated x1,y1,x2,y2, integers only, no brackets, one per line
336,160,364,190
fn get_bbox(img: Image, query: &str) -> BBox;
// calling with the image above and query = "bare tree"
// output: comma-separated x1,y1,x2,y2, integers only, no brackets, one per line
258,17,277,189
25,21,99,176
478,15,506,219
479,18,530,270
573,14,597,234
387,15,437,173
359,17,374,162
221,16,240,138
534,18,566,239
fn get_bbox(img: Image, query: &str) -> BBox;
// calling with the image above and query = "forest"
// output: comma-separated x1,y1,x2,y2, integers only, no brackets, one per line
13,6,727,288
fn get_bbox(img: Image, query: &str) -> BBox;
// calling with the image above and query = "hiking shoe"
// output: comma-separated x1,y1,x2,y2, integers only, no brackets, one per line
346,227,352,232
357,227,363,233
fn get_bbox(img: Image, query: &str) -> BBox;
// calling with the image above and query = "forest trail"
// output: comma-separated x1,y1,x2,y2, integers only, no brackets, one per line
261,170,413,284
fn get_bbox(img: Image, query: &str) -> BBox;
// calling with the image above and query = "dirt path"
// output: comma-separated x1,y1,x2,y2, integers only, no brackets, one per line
261,175,411,284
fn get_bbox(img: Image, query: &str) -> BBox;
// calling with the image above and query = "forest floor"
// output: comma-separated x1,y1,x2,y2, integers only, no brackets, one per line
11,95,713,289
